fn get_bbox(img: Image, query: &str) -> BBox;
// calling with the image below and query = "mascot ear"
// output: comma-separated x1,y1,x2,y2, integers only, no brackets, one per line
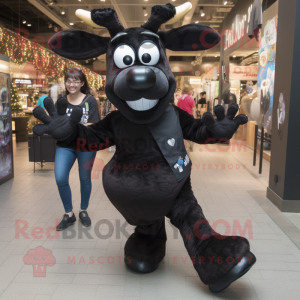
158,24,221,51
48,29,110,60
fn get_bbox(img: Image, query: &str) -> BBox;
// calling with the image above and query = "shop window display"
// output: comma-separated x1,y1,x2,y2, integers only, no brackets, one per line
245,4,277,160
0,72,13,182
257,15,277,136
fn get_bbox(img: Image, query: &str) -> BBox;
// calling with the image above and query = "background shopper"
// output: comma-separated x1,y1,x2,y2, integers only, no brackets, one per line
35,89,49,110
198,91,207,106
177,85,197,118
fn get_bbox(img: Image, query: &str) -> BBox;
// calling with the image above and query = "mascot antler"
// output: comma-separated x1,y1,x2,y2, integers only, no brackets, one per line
76,7,124,37
142,2,192,32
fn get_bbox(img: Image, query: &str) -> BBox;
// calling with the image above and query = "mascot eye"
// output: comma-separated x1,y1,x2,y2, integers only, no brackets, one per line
113,45,135,69
138,42,159,66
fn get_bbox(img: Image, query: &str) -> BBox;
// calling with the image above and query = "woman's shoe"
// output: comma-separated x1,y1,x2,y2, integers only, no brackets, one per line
79,211,91,227
56,213,76,231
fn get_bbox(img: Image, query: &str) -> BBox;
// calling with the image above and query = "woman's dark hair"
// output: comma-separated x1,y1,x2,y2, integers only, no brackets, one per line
64,67,91,95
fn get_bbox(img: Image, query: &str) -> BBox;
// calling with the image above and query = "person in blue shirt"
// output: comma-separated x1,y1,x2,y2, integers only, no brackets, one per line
36,89,48,110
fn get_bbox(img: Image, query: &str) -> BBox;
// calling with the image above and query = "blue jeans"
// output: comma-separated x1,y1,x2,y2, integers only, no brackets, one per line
54,147,97,213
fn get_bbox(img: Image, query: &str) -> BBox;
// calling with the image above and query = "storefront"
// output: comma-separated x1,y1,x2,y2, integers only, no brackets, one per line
215,0,300,212
218,0,278,161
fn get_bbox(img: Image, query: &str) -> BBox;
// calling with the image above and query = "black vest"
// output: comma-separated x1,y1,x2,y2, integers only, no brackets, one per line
147,105,191,182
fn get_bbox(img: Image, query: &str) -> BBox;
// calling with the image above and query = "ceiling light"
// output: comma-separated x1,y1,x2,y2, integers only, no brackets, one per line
23,20,26,24
60,8,65,15
200,6,205,17
69,23,74,25
195,21,199,23
224,1,228,5
143,7,148,17
233,55,236,57
27,24,31,27
100,0,106,2
78,0,81,2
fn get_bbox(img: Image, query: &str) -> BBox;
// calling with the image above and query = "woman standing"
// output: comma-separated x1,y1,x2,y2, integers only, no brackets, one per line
55,67,100,231
177,85,197,118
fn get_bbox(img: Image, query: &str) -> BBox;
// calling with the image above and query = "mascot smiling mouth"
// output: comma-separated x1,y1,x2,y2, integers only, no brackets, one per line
126,98,159,111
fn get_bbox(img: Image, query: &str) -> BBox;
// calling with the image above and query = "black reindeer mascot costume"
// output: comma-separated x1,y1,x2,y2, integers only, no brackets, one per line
33,2,256,293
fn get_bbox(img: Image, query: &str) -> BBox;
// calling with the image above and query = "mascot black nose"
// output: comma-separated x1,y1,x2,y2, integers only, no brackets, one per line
126,67,156,91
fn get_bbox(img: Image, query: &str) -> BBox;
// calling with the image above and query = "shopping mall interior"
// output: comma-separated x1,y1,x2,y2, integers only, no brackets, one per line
1,0,300,299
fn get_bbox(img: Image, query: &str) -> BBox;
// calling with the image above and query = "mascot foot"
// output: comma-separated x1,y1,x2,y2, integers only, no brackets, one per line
208,252,256,293
125,255,159,273
124,220,166,274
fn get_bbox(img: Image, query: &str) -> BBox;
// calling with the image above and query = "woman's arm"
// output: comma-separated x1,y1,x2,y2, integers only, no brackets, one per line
192,107,197,119
87,97,100,123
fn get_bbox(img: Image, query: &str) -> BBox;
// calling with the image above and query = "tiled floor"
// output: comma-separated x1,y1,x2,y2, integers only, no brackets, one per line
1,139,300,300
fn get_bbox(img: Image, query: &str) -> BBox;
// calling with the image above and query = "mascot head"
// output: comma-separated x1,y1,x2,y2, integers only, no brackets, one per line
49,2,220,124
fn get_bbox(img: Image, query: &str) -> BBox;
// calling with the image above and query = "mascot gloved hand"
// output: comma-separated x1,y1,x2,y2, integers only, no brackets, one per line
203,104,248,140
33,97,82,140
